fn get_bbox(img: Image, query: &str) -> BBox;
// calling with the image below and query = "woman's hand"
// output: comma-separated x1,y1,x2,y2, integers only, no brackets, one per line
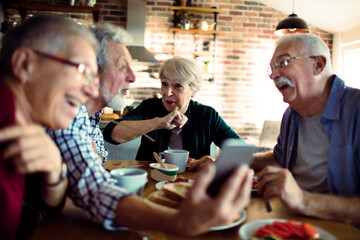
156,110,188,130
0,124,62,185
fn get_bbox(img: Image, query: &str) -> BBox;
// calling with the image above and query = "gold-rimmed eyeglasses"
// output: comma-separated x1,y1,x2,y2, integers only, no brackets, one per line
267,55,317,77
33,50,99,88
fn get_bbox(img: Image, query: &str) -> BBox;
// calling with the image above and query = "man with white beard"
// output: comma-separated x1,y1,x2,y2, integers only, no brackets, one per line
46,23,253,236
250,34,360,227
84,23,135,162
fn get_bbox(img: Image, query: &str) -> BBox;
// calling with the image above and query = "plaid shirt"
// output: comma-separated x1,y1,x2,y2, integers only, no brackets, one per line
89,110,109,161
46,105,129,230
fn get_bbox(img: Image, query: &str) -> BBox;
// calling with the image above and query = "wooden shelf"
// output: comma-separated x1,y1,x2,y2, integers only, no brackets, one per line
170,28,221,35
9,3,102,14
170,50,214,57
170,6,221,14
169,6,220,82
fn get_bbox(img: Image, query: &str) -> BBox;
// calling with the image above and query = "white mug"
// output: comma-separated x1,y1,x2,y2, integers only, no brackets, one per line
159,149,189,173
110,168,148,196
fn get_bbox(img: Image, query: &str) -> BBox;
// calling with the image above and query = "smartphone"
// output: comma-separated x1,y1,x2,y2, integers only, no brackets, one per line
206,139,257,198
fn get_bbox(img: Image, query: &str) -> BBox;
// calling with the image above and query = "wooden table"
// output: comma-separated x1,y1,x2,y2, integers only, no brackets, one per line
30,160,360,240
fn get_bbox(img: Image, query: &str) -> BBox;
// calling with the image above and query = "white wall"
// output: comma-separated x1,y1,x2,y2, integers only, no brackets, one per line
332,25,360,78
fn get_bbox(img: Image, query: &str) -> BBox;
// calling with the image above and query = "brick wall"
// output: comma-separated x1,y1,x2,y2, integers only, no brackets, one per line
139,0,333,143
6,0,333,144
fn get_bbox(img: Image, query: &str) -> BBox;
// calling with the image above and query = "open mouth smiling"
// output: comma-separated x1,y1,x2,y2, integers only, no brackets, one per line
275,77,295,91
277,82,290,91
66,96,82,108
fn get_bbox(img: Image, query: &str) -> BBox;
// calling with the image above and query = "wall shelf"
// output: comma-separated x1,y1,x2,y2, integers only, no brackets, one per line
170,28,221,35
7,3,101,22
9,3,102,14
169,6,221,82
169,50,214,57
170,6,221,15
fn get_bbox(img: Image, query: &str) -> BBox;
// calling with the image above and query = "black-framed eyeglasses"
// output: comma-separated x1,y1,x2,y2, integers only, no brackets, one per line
267,56,317,76
33,50,99,88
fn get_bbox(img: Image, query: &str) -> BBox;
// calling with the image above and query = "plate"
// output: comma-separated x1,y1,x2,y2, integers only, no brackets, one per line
210,210,247,231
155,179,194,190
238,218,336,240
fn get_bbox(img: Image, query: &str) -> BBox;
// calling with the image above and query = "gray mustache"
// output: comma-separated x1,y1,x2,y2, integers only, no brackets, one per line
274,77,295,88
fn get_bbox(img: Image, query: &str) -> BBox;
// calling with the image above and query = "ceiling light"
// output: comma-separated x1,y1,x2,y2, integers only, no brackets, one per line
274,0,310,36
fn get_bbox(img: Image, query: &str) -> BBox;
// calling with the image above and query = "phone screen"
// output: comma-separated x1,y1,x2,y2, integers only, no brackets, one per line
206,139,256,198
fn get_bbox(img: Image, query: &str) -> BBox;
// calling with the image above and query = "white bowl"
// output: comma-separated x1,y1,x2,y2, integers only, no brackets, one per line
149,163,179,181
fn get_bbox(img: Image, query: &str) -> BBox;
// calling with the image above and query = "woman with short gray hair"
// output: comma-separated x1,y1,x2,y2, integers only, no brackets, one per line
104,57,242,171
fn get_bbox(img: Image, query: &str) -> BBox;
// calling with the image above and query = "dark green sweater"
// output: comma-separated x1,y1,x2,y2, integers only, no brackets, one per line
103,98,241,160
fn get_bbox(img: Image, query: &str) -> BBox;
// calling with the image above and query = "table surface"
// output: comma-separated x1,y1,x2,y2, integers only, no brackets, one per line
30,160,360,240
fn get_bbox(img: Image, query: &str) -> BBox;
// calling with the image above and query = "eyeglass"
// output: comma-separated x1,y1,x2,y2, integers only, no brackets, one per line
267,55,317,76
33,50,99,88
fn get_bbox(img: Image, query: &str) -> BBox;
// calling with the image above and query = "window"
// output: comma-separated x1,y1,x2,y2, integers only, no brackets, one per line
342,42,360,89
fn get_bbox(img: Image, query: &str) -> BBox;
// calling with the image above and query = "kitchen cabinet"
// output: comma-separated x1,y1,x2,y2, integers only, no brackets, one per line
169,6,222,82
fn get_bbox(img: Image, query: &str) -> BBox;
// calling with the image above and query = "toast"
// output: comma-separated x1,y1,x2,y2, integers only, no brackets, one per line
162,182,192,201
147,190,181,209
147,182,192,209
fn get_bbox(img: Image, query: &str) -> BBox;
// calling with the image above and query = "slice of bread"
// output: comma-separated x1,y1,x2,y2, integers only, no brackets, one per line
147,182,193,209
162,182,192,201
147,190,181,209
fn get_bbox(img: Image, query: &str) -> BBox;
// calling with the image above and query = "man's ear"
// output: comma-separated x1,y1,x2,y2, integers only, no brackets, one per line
313,55,326,75
11,47,35,83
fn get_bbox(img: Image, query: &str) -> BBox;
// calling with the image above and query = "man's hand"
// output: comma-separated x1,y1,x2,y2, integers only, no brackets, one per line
257,166,305,212
0,124,63,185
175,164,253,236
156,110,188,130
187,155,215,172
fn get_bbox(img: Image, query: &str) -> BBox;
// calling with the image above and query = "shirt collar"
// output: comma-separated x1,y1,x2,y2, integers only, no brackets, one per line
323,75,345,121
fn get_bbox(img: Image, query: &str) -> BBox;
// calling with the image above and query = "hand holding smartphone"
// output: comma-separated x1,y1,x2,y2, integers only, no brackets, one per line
206,139,257,198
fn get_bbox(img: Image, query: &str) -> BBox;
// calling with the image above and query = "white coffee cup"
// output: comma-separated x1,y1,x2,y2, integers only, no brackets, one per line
110,168,148,196
159,149,189,174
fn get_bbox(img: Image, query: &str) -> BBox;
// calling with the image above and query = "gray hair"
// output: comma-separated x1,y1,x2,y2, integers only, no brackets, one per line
159,57,202,92
276,34,332,71
88,23,133,72
0,14,99,76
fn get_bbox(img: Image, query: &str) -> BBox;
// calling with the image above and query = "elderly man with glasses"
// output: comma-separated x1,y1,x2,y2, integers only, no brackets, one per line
0,15,100,239
251,33,360,227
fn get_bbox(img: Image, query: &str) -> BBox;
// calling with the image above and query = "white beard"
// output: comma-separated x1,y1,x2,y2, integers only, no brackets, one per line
102,86,127,111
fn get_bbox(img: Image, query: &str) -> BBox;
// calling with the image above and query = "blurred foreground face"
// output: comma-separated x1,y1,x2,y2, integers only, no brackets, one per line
26,36,99,129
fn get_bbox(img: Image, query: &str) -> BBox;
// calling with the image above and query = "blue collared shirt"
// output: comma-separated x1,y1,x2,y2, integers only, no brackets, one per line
274,75,360,196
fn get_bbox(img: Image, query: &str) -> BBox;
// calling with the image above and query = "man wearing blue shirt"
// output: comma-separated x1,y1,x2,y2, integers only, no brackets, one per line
251,33,360,227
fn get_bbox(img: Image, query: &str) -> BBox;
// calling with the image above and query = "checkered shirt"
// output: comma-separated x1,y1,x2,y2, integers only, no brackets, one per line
46,105,129,230
89,110,109,162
